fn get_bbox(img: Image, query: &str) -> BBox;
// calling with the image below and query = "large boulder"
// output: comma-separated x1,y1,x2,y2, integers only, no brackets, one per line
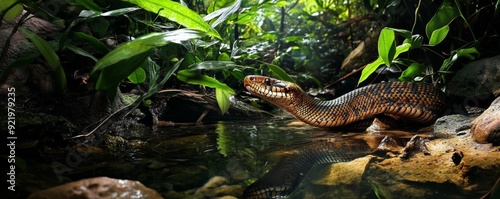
448,55,500,100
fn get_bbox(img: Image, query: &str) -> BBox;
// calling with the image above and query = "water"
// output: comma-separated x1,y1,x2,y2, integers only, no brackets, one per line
11,117,496,198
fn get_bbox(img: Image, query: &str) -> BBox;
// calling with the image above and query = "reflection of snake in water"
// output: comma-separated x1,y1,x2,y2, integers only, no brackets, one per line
243,140,372,199
242,75,447,198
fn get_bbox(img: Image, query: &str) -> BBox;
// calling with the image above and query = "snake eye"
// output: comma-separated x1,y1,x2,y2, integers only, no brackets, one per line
264,78,271,85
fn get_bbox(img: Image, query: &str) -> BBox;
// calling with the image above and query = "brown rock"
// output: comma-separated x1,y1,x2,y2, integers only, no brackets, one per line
28,177,163,199
471,97,500,145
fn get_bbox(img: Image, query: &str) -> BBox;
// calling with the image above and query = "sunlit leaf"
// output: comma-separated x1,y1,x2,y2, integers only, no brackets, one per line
92,29,204,74
378,28,396,66
204,0,241,28
177,70,235,94
399,63,427,81
216,88,231,115
428,25,449,46
358,42,411,84
19,27,66,92
267,64,295,83
218,53,230,61
359,57,384,84
0,0,22,21
425,0,458,39
440,47,479,72
128,67,146,84
123,0,221,39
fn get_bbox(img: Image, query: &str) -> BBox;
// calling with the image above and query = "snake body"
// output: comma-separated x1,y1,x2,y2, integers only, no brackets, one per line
244,75,447,128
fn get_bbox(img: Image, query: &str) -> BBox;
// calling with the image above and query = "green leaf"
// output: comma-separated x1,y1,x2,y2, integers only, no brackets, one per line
95,51,150,90
378,28,396,66
123,0,221,39
358,57,384,84
79,7,141,18
428,25,449,46
425,0,458,39
19,27,66,92
358,42,411,84
70,32,109,54
0,0,23,21
67,0,102,12
386,27,412,39
216,88,231,115
92,29,204,74
218,53,230,61
65,44,98,62
204,0,241,28
176,70,235,94
440,47,479,72
399,63,427,81
394,42,411,57
128,67,146,84
267,64,295,83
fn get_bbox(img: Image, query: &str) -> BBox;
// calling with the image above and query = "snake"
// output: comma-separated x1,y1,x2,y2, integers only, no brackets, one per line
242,75,447,198
244,75,447,128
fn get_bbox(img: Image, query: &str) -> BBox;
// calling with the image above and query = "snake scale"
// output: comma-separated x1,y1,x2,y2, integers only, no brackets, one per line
242,75,447,198
244,75,447,128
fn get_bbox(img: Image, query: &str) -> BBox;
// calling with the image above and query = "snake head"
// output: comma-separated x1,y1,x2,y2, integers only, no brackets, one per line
244,75,303,110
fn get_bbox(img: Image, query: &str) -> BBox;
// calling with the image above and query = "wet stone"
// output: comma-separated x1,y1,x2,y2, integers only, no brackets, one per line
28,177,163,199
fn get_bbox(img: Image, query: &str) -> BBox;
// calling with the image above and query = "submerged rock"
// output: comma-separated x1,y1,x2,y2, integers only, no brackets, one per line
28,177,163,199
471,97,500,145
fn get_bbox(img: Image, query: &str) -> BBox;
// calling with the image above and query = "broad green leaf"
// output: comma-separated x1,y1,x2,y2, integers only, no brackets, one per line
358,42,411,84
123,0,221,39
177,70,235,94
96,52,150,90
216,88,231,115
65,44,98,62
399,63,427,81
71,32,109,54
67,0,102,12
394,42,411,57
358,57,384,84
267,64,295,83
0,0,22,21
378,28,396,66
428,25,449,46
440,47,479,72
19,27,66,92
92,29,204,74
128,67,146,84
425,0,458,39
